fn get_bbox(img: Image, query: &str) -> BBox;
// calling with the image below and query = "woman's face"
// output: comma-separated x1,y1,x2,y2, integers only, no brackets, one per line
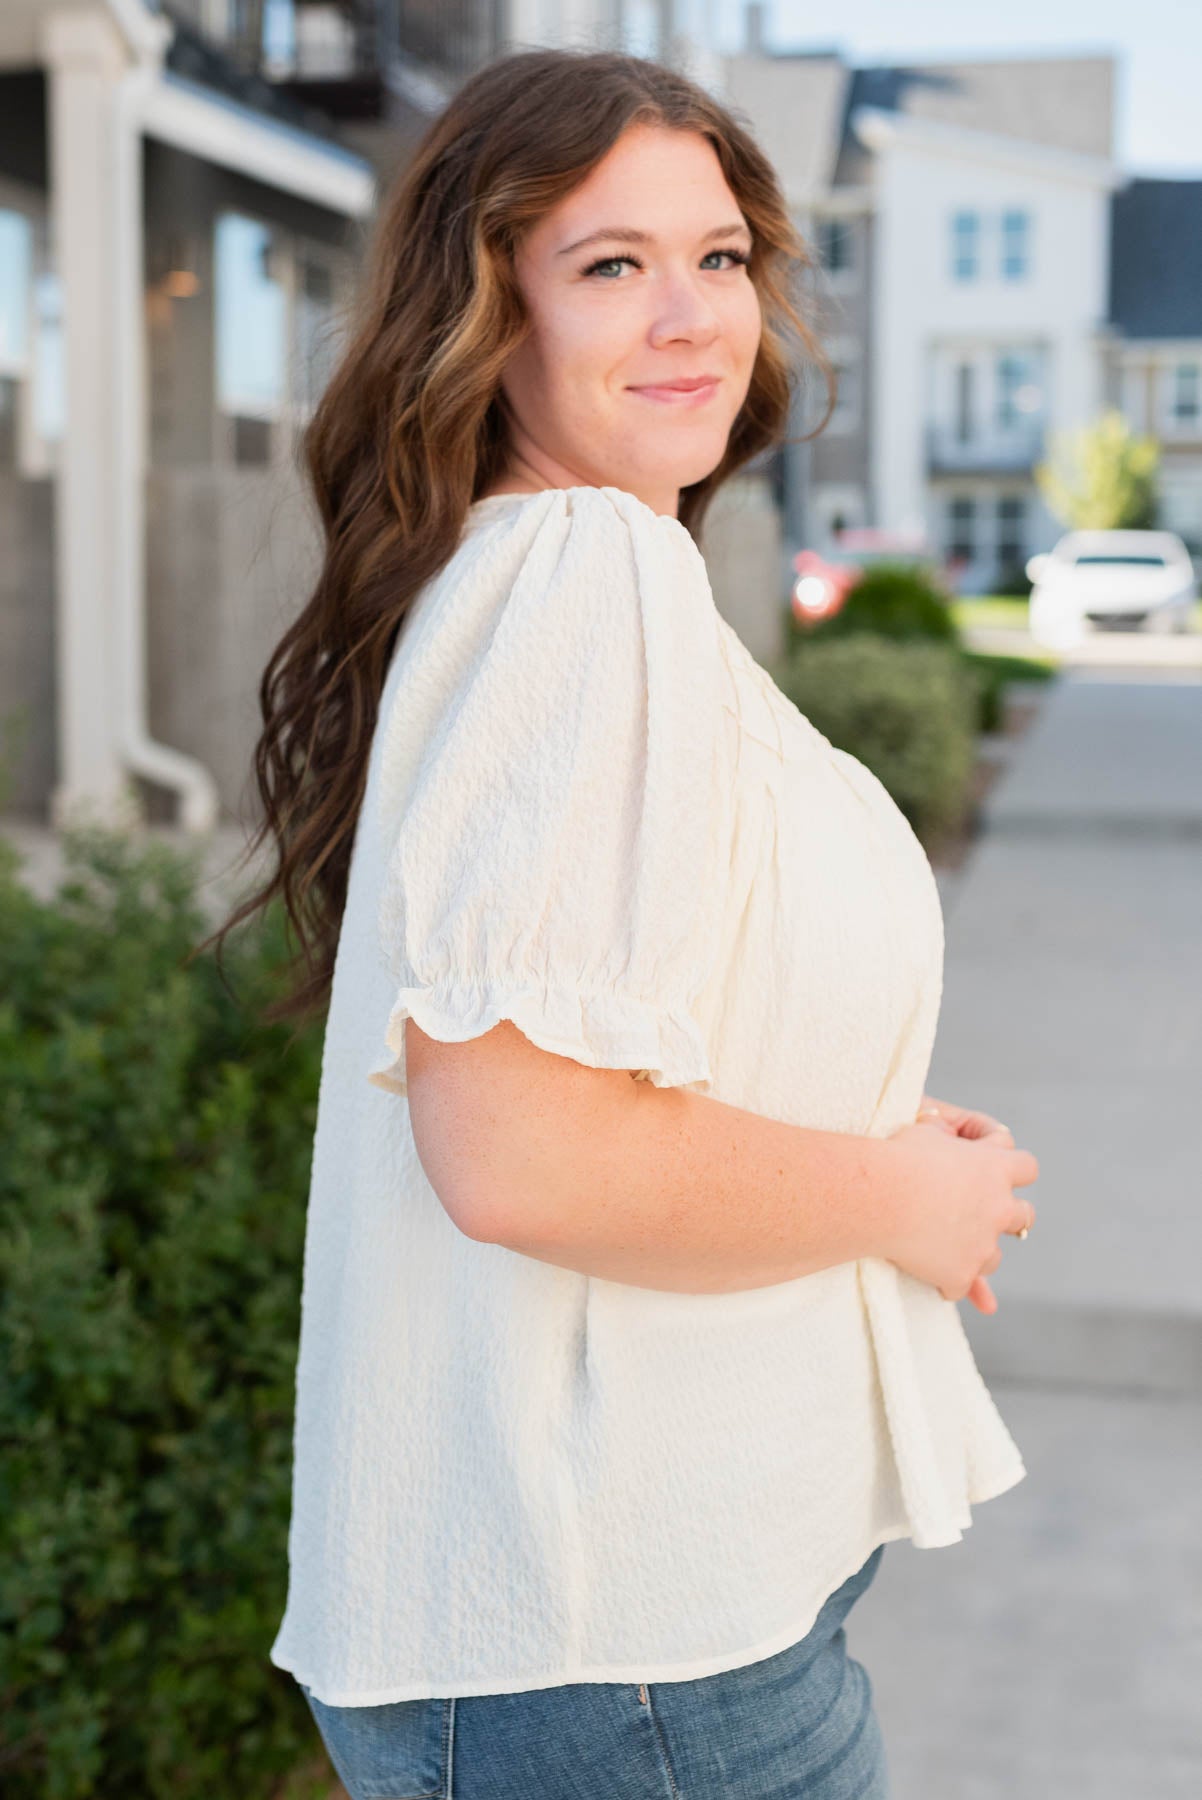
496,123,763,518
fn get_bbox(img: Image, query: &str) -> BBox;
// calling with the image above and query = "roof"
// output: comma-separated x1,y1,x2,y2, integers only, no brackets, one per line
832,54,1114,185
722,52,850,199
1109,179,1202,340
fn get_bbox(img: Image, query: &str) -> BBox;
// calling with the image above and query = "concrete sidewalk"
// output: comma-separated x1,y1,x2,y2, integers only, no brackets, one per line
850,659,1202,1800
928,666,1202,1399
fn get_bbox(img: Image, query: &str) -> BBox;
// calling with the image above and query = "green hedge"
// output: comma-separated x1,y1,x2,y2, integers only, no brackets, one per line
959,648,1057,734
785,562,959,655
0,826,323,1799
771,634,981,840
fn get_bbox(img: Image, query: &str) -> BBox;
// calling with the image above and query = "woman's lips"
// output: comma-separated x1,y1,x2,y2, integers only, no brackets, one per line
627,378,721,405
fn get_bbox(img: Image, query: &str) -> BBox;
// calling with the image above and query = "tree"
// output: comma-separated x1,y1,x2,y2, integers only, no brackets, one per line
1035,409,1160,531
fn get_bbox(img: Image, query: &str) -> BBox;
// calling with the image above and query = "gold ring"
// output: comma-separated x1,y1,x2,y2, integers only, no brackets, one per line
1016,1225,1030,1239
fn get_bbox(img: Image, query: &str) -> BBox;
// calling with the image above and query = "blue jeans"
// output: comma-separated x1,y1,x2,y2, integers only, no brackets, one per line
298,1544,889,1799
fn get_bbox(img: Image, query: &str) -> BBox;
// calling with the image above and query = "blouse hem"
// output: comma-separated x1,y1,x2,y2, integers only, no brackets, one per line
270,1455,1027,1708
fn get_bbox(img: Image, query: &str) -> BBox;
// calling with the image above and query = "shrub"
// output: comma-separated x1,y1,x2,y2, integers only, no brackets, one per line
0,825,323,1799
787,562,960,653
960,648,1056,734
994,559,1034,599
771,635,980,840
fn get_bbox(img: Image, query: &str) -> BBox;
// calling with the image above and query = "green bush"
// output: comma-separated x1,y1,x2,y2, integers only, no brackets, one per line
0,825,323,1799
994,559,1034,599
960,648,1056,734
786,562,960,653
771,634,980,840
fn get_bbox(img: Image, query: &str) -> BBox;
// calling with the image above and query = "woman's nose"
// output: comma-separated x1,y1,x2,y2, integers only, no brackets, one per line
648,274,722,343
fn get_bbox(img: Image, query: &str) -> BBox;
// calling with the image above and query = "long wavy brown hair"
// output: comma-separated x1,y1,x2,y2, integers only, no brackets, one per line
197,45,834,1028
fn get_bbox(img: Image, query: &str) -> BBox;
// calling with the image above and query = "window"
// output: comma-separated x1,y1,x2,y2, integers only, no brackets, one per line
0,200,63,473
0,207,32,373
817,217,854,278
996,353,1028,430
1001,209,1030,280
951,211,979,281
294,252,340,414
206,211,351,469
0,207,31,469
1170,362,1201,429
1073,552,1166,568
826,356,861,432
214,212,287,463
997,494,1026,568
948,495,976,561
33,269,64,443
954,363,975,443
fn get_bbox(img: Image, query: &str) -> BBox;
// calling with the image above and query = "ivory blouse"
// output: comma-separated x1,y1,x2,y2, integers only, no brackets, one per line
268,483,1027,1707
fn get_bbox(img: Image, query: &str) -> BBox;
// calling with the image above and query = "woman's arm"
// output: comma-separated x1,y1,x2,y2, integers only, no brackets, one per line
408,1020,1036,1306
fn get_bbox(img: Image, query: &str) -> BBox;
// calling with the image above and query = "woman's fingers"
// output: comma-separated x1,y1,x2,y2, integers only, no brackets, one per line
1010,1147,1040,1188
967,1274,998,1314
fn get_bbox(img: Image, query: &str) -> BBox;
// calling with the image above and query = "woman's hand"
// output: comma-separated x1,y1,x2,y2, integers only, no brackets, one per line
917,1093,1015,1148
914,1094,1019,1315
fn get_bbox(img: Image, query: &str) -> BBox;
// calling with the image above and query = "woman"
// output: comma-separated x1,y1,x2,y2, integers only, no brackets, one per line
213,45,1039,1800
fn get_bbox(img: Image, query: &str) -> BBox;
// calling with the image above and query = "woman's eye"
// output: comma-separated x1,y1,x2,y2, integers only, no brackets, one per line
582,248,749,279
583,255,637,278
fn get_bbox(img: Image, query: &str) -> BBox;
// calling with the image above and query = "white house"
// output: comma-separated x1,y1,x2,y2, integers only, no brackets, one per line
859,107,1121,591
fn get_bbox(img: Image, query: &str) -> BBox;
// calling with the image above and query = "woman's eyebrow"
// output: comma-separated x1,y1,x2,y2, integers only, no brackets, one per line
556,221,752,256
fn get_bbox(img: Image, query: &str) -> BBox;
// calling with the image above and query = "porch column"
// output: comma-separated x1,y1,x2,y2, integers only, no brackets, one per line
41,5,131,826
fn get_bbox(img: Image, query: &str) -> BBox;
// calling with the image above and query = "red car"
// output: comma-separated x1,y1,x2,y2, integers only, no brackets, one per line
790,530,941,629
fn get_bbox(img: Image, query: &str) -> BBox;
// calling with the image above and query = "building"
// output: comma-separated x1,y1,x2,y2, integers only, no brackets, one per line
1104,177,1202,553
0,0,375,826
723,33,1121,591
0,0,724,829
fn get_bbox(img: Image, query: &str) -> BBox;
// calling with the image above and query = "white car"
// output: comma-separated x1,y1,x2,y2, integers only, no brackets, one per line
1026,530,1198,647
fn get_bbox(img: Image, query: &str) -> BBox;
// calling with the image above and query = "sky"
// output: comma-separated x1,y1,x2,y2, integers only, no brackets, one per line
714,0,1202,175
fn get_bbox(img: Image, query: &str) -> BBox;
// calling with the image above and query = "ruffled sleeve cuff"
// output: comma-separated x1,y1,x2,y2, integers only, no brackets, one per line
365,975,714,1098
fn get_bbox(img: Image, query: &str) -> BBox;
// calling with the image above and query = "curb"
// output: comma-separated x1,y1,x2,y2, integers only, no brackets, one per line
962,1298,1202,1400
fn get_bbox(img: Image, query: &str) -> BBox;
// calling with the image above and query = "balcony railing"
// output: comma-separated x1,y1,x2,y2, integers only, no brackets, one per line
163,1,505,120
926,420,1045,475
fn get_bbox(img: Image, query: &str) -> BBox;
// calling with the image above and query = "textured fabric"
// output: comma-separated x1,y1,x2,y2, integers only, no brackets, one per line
269,483,1027,1708
298,1545,890,1799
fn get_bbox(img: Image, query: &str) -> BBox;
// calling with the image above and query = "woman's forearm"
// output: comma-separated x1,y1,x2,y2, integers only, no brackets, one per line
476,1071,910,1295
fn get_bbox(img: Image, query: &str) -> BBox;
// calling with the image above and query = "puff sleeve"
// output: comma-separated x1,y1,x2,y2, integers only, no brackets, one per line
366,485,732,1098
